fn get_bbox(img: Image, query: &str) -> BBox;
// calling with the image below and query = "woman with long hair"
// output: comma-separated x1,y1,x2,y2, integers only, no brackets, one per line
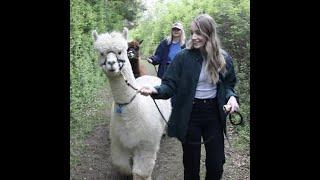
140,14,239,180
147,22,186,78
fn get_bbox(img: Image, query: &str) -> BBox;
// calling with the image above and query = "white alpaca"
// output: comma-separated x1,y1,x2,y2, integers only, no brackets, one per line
92,29,171,180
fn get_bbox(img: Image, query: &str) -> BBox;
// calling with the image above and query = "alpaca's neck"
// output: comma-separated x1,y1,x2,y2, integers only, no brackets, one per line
107,67,139,104
130,58,140,76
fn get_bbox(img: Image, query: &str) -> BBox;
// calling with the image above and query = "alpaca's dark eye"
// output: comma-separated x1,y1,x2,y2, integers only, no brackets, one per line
118,51,121,55
100,52,104,56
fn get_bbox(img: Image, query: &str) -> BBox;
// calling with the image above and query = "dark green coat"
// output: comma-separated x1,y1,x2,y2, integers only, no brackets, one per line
152,48,238,143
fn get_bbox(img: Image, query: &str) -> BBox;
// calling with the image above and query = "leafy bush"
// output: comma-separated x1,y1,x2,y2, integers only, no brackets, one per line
70,0,144,167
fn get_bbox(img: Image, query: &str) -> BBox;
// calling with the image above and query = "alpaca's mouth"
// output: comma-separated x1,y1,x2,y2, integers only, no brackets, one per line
105,63,120,73
101,63,116,73
105,65,117,72
127,52,134,59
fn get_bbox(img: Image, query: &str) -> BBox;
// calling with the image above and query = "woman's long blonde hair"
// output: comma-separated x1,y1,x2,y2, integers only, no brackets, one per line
187,14,226,84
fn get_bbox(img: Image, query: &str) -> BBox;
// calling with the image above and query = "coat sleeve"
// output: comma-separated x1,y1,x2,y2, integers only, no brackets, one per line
223,51,239,103
151,50,183,99
150,40,166,65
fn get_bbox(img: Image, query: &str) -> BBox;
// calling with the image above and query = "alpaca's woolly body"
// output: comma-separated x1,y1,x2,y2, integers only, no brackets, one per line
110,76,169,149
93,30,171,179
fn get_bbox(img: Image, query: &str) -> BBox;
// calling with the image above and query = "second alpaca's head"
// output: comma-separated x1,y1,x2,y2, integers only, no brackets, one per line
127,40,143,63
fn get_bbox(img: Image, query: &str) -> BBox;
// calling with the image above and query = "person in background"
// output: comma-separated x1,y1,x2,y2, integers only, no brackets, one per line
147,22,186,78
140,14,239,180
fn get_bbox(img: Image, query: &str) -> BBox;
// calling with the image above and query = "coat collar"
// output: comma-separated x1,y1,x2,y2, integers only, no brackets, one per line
189,48,224,83
189,48,203,64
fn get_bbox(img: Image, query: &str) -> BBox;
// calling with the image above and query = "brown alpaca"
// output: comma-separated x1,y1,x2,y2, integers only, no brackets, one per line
127,40,147,78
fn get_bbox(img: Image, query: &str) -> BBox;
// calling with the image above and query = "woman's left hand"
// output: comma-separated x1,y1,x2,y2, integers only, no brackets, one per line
226,96,239,114
138,86,158,96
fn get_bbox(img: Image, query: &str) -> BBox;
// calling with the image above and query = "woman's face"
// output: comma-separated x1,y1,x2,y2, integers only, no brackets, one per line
172,28,182,37
190,22,206,49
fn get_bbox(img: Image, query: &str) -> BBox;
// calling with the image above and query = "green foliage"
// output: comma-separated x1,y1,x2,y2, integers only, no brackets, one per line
105,0,145,30
71,0,144,167
71,0,106,166
71,0,106,130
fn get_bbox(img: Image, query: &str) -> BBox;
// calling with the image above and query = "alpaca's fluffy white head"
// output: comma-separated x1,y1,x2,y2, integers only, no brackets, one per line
92,29,129,77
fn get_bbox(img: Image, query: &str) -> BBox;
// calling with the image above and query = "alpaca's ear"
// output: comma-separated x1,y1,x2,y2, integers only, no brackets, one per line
123,27,128,40
92,30,98,41
139,40,143,45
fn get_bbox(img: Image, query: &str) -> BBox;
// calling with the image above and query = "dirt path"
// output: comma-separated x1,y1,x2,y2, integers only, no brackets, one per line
70,122,249,180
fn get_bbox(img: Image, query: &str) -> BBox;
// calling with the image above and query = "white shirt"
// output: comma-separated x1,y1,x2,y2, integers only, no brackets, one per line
194,60,217,99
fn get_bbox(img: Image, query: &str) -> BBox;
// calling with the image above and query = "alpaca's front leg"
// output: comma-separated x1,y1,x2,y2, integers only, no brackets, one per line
132,149,157,180
111,142,132,175
133,173,152,180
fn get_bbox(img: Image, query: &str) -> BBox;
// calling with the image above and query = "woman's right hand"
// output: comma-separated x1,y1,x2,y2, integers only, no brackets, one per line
147,58,153,64
226,96,239,114
138,86,158,96
147,55,155,64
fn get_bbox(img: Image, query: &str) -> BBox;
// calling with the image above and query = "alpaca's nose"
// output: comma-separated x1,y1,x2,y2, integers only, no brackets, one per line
107,61,116,65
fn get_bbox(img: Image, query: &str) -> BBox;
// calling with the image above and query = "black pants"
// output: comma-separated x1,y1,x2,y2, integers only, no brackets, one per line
182,98,225,180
